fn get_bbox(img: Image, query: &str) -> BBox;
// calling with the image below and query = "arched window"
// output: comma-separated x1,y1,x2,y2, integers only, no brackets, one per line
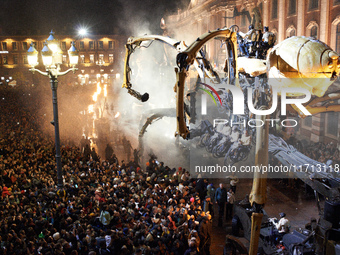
286,26,296,38
337,23,340,53
310,26,318,38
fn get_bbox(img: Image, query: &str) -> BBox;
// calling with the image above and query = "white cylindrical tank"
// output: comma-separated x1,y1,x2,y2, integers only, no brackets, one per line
267,36,340,97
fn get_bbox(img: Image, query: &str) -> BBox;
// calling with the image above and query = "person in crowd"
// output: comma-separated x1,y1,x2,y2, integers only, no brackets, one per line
226,188,236,220
199,216,211,255
215,183,227,226
0,87,218,255
105,143,114,161
261,26,276,56
238,24,256,57
270,212,291,243
226,172,239,194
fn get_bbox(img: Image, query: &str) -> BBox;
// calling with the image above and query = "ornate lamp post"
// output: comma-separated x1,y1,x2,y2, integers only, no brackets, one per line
27,30,79,189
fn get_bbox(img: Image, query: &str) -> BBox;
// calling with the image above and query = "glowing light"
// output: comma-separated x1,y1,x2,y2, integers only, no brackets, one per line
79,28,87,36
96,82,102,95
114,112,120,118
104,84,107,97
92,92,98,102
88,105,94,113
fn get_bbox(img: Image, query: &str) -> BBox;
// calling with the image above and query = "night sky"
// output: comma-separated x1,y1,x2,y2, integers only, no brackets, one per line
0,0,190,36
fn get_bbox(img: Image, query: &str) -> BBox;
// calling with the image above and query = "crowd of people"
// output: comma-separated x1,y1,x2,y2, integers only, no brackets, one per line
300,141,339,167
278,126,339,168
0,87,228,255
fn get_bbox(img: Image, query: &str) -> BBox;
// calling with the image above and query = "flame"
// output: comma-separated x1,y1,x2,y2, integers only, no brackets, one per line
92,92,98,102
114,112,120,118
88,104,94,113
96,82,102,95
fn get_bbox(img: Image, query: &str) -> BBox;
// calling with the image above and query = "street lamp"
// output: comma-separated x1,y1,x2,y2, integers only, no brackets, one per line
27,30,79,189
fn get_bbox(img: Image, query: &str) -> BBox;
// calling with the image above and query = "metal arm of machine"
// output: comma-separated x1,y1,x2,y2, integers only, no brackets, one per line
175,28,238,139
122,35,185,102
122,34,222,104
287,92,340,117
138,108,176,157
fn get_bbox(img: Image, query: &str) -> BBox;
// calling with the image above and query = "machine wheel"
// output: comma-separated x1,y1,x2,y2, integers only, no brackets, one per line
224,234,248,255
197,133,210,147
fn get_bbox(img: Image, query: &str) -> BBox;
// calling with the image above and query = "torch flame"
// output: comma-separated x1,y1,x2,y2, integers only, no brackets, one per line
92,92,98,102
96,82,102,95
88,104,94,113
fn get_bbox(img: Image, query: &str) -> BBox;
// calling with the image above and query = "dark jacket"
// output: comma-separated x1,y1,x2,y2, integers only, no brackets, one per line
215,187,227,203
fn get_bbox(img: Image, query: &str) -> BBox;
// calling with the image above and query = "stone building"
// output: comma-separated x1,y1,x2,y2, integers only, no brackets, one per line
0,32,125,87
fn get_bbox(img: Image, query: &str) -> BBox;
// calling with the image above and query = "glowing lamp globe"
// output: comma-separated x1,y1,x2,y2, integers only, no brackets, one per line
68,42,79,66
27,43,38,67
41,42,53,67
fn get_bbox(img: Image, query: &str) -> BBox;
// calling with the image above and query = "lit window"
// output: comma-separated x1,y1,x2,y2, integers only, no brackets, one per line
309,0,318,10
98,41,103,49
109,54,114,63
288,0,296,15
310,26,318,38
272,0,278,19
23,55,28,64
61,42,66,50
98,54,104,64
2,42,7,51
80,41,84,50
90,54,94,63
12,42,17,50
13,55,18,64
80,55,85,63
3,56,7,64
22,42,28,51
109,41,114,49
89,41,94,49
63,55,67,63
326,112,339,137
81,77,86,85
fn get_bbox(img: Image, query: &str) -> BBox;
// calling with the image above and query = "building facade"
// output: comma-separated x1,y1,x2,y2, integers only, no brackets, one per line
0,33,125,87
165,0,340,145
